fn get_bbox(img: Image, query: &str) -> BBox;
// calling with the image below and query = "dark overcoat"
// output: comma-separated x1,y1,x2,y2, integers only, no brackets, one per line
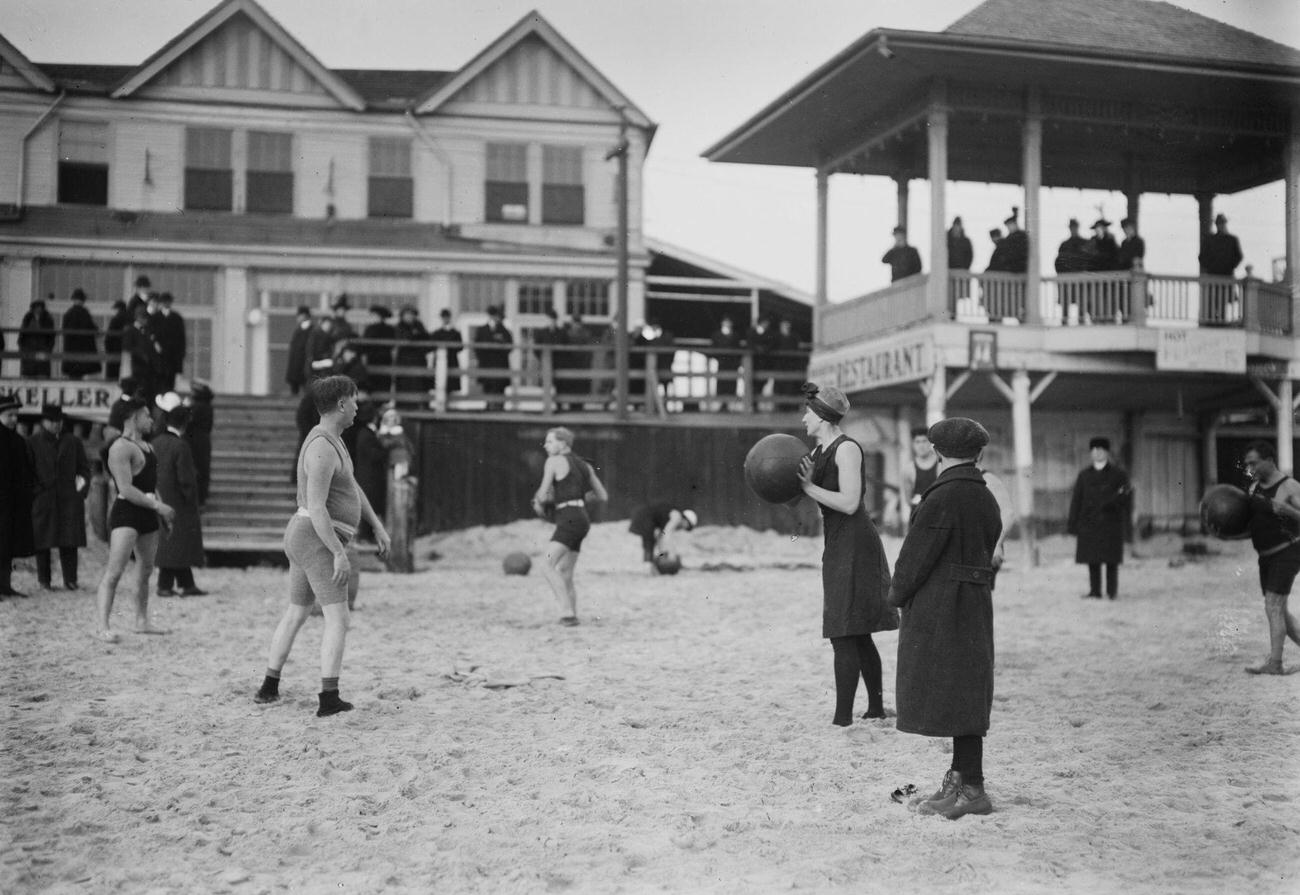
1067,463,1130,564
153,430,205,567
1,426,36,558
353,425,388,520
889,464,1001,738
27,428,90,550
286,323,311,390
61,304,101,377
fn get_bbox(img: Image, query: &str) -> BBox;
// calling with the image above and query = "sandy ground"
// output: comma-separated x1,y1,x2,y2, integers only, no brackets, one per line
2,520,1298,895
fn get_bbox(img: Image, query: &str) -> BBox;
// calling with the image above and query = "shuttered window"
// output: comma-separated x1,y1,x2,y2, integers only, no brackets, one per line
541,145,583,225
368,137,413,218
246,131,293,215
57,121,109,206
185,127,233,211
485,143,528,223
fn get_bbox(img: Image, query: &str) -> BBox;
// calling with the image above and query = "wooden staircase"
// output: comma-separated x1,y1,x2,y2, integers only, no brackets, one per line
204,395,299,552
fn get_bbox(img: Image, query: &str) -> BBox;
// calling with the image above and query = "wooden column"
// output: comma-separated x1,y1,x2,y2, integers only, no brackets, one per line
925,360,947,425
926,82,949,321
1279,379,1295,475
815,169,829,346
1022,89,1043,325
1195,191,1215,269
1287,109,1300,333
895,175,910,234
1124,152,1140,227
989,368,1056,567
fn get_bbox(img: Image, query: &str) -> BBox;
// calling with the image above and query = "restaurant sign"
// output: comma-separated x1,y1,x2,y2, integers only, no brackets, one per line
806,333,935,392
1155,329,1246,374
0,379,115,422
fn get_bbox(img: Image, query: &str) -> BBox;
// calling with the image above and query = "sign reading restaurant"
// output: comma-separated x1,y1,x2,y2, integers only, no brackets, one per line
0,379,115,423
806,333,935,392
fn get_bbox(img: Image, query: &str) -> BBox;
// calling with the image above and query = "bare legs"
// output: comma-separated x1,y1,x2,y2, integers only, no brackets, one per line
542,541,579,622
263,601,351,679
95,527,163,641
1247,590,1300,674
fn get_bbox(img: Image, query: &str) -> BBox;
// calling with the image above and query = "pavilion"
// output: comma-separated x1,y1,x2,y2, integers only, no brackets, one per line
705,0,1300,547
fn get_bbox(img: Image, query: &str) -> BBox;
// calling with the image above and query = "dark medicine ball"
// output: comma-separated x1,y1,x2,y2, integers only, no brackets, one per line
744,433,808,504
1200,484,1252,539
503,552,532,575
653,553,682,575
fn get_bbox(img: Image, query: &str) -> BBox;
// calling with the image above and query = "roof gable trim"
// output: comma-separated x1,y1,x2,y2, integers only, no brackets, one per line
109,0,365,110
0,32,57,92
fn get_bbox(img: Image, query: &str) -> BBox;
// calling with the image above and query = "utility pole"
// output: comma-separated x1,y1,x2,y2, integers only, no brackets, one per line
606,112,630,420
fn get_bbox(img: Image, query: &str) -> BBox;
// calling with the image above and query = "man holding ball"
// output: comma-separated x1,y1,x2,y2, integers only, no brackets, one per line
1241,441,1300,675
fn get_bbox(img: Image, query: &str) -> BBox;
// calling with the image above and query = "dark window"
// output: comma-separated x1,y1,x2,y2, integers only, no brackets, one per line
58,121,109,206
185,127,233,212
368,137,413,218
486,143,528,223
246,131,293,215
542,145,583,225
58,162,109,205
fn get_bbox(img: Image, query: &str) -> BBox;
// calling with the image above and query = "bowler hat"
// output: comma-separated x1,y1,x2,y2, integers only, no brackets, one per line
332,294,351,311
0,395,20,413
71,288,87,301
134,275,151,289
928,417,990,459
1093,218,1111,229
40,404,63,422
370,305,392,319
1089,436,1111,451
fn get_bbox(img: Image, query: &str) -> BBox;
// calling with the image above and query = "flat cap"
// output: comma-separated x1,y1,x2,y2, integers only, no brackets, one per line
1089,436,1111,451
928,417,989,459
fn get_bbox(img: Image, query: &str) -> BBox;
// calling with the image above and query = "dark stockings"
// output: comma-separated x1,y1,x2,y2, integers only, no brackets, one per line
830,634,883,725
1088,563,1119,598
952,735,984,785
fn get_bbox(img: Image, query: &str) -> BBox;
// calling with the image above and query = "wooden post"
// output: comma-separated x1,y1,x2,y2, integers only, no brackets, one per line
385,472,416,573
1286,109,1300,333
926,82,949,322
541,345,555,416
432,346,447,412
815,169,829,346
895,175,909,235
1280,379,1295,476
1195,192,1215,269
924,361,946,426
1022,88,1043,325
1010,369,1038,566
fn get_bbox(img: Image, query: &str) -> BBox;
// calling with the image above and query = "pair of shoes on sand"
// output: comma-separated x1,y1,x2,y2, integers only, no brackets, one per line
908,770,993,820
559,616,580,627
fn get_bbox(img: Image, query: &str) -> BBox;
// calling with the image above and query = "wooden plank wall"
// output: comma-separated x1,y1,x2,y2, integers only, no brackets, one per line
413,418,823,535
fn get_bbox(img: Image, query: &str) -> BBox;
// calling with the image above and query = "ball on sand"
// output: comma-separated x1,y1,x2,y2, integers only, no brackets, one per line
1200,484,1252,538
744,433,808,504
503,552,532,575
654,553,683,575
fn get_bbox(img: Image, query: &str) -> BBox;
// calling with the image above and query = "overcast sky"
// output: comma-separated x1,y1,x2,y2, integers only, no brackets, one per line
4,0,1297,300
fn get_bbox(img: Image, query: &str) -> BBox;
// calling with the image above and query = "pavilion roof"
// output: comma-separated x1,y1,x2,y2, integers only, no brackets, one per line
703,0,1300,195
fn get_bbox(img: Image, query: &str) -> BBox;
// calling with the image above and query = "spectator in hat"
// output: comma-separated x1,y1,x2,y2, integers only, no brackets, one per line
710,315,745,410
304,316,338,383
773,317,804,398
27,404,90,592
184,381,214,506
474,305,514,410
153,292,187,392
126,275,153,316
285,305,314,396
19,298,56,378
1117,218,1145,271
988,209,1028,274
1054,219,1090,274
394,305,432,404
429,308,464,395
1085,219,1121,272
329,294,356,345
153,404,207,597
1199,213,1243,277
121,304,164,400
104,299,131,382
1068,436,1131,600
0,395,36,598
61,289,101,379
361,306,396,395
532,307,568,402
882,226,923,282
947,217,973,273
890,416,1001,820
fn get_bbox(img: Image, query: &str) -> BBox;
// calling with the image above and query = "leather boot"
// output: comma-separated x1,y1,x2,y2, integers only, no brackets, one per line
914,769,962,815
941,782,993,819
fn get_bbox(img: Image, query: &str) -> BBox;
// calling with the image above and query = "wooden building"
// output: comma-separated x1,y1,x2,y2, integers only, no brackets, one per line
0,0,656,396
705,0,1300,539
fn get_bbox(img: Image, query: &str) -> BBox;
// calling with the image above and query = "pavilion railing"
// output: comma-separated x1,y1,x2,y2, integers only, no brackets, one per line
820,274,929,347
949,272,1027,322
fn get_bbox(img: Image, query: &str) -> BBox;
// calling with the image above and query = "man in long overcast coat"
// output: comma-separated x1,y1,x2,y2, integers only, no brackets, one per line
1067,436,1131,599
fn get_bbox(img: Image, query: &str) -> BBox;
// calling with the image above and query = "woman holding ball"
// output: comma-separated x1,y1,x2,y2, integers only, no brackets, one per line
796,382,895,726
532,427,608,627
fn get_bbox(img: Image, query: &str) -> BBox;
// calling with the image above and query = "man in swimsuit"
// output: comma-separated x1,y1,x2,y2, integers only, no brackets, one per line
900,426,939,529
254,375,390,716
95,397,176,642
532,427,608,626
1241,441,1300,675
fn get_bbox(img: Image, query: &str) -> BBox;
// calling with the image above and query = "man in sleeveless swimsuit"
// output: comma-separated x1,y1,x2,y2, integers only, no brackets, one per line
254,376,391,716
1241,441,1300,675
900,426,939,529
532,427,608,626
95,397,176,641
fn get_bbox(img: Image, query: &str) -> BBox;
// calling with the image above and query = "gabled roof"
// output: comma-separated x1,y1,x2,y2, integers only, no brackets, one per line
333,69,454,111
946,0,1300,70
0,31,56,92
412,10,653,130
645,237,812,304
109,0,365,110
